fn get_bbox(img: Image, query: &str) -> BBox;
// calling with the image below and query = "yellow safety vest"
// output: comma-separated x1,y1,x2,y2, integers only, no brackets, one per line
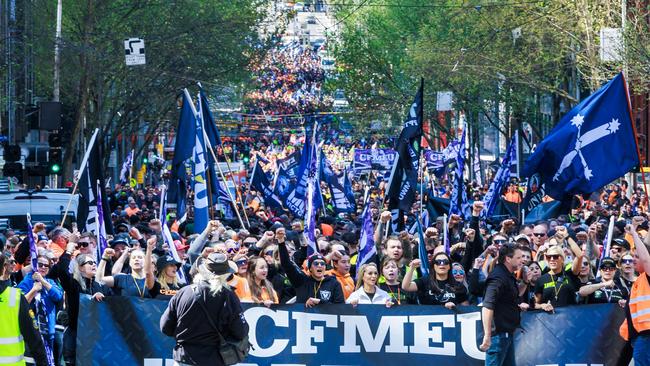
0,287,26,365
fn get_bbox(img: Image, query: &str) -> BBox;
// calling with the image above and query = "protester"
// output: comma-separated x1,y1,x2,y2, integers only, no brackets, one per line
346,263,392,306
402,253,469,308
0,254,49,366
480,243,526,365
246,256,279,306
160,252,249,366
96,238,159,298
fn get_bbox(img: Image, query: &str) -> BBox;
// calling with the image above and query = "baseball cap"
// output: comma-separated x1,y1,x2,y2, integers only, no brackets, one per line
202,253,235,276
156,256,180,273
611,238,630,251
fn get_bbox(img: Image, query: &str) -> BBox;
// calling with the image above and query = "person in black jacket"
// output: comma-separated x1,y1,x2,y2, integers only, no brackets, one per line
55,248,111,366
0,254,49,366
160,252,249,366
277,231,344,306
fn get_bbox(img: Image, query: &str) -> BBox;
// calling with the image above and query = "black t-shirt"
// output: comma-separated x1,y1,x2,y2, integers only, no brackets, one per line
155,282,184,300
583,279,626,304
413,277,468,305
534,270,577,307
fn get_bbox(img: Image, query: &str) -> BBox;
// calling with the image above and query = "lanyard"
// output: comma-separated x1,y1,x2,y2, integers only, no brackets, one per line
132,276,145,298
386,284,401,305
313,279,323,299
549,273,565,301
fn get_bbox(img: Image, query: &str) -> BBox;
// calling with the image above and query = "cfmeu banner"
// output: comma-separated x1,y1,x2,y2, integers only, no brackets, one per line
353,149,397,178
77,297,625,366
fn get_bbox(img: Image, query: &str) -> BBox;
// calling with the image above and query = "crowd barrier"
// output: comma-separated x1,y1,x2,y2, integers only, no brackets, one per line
77,296,626,365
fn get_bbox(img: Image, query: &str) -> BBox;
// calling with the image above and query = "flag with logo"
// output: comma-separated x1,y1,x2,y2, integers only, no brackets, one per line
95,180,109,258
320,152,355,213
167,92,196,221
448,130,469,217
355,189,376,277
191,91,210,234
304,135,322,257
251,161,285,211
119,150,133,185
386,79,424,231
523,73,639,199
77,136,114,236
483,135,517,217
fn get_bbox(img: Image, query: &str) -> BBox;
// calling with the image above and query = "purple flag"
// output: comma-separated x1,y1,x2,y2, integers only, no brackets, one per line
96,180,109,258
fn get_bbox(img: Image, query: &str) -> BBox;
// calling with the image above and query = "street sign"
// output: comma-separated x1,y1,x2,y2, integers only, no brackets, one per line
124,38,146,66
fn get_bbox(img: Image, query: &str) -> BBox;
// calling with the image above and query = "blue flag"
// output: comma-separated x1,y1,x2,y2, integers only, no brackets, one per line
251,161,285,212
304,137,322,257
284,135,314,217
483,135,517,217
95,180,109,259
192,92,210,234
198,89,224,205
320,152,355,213
26,214,38,270
415,217,430,277
355,192,376,279
119,150,133,184
386,79,423,231
449,131,469,218
523,73,639,199
168,93,197,220
159,186,187,284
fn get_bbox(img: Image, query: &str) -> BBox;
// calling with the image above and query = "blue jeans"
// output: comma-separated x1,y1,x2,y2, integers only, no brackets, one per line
634,334,650,366
485,332,516,366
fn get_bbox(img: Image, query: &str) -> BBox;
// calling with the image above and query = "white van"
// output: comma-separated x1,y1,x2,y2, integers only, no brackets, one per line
0,190,79,231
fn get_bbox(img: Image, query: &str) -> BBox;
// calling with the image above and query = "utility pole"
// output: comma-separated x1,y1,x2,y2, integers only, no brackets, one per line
53,0,62,102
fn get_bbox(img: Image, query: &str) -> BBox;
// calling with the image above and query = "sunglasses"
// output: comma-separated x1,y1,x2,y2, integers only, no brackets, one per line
434,259,450,266
78,241,90,248
235,259,248,267
545,254,561,261
493,239,507,244
601,266,616,271
533,233,546,237
265,250,274,256
81,260,96,266
621,259,634,265
37,262,50,269
312,260,326,267
227,247,239,254
452,269,465,276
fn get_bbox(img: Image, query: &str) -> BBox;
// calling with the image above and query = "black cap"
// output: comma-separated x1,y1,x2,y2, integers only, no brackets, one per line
611,238,630,251
156,256,180,273
600,257,617,269
110,234,130,248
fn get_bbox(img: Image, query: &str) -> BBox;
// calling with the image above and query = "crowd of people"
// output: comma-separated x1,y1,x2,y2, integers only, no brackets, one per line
2,135,650,365
243,46,332,115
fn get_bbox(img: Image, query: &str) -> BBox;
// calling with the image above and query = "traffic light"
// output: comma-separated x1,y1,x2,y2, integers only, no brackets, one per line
48,133,62,148
143,157,148,164
3,145,21,162
49,148,62,175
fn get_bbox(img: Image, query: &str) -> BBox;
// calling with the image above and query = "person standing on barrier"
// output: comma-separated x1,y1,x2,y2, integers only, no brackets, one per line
0,254,49,366
480,243,526,366
160,252,249,366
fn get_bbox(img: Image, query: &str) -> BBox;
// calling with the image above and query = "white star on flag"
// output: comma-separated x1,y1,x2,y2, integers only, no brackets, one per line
571,114,584,128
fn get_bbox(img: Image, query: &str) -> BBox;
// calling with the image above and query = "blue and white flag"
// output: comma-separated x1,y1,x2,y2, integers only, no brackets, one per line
449,130,469,218
356,190,376,277
119,150,133,184
321,152,355,213
304,135,321,257
192,90,210,234
26,214,38,270
483,135,517,218
159,185,187,284
284,135,314,217
95,180,109,259
523,73,639,199
168,92,197,221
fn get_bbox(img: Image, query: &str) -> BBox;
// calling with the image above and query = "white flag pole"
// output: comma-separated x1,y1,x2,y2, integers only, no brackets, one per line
60,128,100,227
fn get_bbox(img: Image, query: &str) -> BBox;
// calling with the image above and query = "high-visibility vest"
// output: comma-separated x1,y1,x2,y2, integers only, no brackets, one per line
619,273,650,341
0,287,26,365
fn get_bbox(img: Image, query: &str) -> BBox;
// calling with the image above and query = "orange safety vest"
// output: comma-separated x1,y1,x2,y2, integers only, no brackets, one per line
620,273,650,341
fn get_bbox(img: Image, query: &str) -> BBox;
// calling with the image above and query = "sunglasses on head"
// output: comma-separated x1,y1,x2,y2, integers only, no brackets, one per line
533,233,546,237
81,260,96,266
78,241,90,248
37,262,50,269
545,254,561,261
452,269,465,276
622,259,634,265
434,259,450,266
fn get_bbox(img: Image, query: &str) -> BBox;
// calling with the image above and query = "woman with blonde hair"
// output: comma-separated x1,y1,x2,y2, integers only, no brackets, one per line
346,263,392,307
247,256,279,307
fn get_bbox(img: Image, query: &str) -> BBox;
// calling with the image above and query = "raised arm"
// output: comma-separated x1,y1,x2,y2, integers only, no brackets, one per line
144,237,156,289
277,237,307,288
374,211,391,250
97,248,116,287
401,259,420,292
110,247,130,275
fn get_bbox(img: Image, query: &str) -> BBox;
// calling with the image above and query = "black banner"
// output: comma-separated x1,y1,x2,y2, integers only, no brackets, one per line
77,296,626,365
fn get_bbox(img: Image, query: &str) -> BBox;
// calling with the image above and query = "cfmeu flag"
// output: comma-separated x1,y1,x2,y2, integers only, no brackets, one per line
483,135,517,217
523,73,639,199
386,79,423,230
448,129,469,218
191,90,210,234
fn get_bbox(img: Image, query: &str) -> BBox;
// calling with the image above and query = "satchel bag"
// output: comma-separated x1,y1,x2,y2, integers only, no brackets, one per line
192,286,251,365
